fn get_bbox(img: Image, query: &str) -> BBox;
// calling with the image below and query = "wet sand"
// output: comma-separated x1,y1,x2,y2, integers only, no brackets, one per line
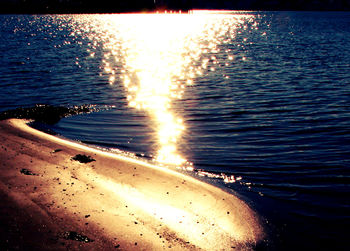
0,119,264,250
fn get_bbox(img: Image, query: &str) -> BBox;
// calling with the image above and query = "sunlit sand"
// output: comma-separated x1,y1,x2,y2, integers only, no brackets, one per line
0,119,264,250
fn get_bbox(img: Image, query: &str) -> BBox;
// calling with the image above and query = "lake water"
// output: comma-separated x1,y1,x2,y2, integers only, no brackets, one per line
1,11,349,250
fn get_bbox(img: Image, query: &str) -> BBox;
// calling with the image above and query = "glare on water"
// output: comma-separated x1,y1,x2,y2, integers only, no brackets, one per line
70,12,254,166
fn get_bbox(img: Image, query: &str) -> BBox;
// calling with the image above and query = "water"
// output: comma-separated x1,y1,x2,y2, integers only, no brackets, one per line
1,11,350,250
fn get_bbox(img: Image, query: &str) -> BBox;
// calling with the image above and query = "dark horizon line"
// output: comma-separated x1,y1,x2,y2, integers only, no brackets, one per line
1,8,350,15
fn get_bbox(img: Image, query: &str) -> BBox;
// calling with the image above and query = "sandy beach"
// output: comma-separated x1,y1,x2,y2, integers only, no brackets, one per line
0,119,264,250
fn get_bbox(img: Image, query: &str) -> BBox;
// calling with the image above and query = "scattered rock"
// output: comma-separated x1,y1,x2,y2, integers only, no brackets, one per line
72,154,95,163
52,149,62,153
61,231,94,243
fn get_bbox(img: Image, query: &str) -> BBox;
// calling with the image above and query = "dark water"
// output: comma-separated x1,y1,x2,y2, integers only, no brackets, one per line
1,12,350,250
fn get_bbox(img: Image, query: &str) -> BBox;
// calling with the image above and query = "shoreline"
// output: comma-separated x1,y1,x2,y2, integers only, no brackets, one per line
0,119,264,250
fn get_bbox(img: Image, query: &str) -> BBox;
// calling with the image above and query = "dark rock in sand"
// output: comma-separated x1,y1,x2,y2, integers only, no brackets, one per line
0,104,95,124
72,154,96,164
20,168,37,176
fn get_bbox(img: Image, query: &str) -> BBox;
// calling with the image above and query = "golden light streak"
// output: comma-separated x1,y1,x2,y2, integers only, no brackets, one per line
68,12,255,166
104,14,210,166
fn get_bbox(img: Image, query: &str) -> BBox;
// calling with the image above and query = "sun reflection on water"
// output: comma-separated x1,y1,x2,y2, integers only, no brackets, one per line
69,12,255,166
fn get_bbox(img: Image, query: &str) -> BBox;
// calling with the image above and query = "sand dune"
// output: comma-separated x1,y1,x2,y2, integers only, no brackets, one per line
0,119,264,250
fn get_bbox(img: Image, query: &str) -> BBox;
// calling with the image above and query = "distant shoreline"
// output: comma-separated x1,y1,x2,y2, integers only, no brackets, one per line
1,0,350,14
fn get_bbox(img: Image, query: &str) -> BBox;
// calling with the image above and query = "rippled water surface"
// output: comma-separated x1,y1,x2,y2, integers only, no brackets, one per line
1,11,350,250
